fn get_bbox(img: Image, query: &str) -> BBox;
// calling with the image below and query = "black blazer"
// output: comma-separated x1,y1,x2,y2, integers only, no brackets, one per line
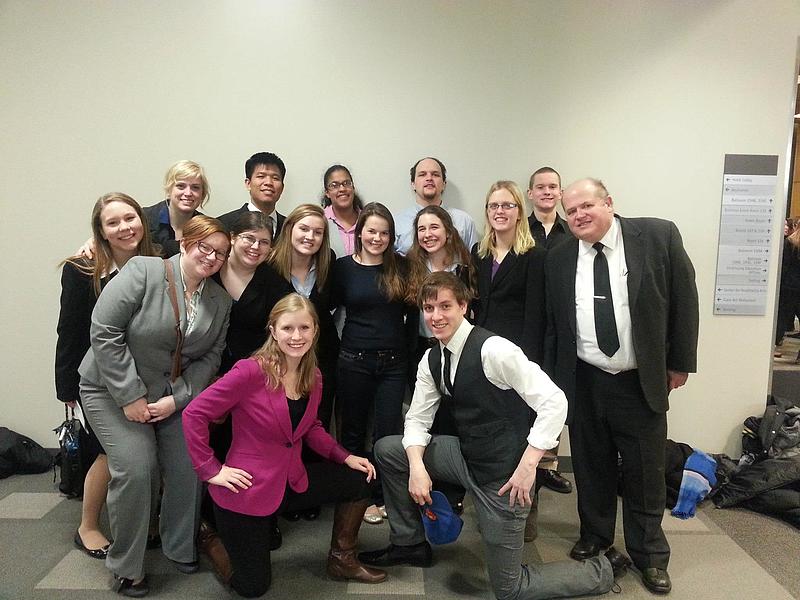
141,200,202,258
55,261,113,402
213,263,286,375
544,215,699,418
217,204,285,240
471,245,547,365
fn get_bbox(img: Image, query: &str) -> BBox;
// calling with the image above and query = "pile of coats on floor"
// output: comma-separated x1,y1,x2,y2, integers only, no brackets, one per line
710,395,800,528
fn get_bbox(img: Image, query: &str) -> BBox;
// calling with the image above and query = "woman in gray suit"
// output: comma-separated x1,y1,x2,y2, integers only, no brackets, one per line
79,215,233,597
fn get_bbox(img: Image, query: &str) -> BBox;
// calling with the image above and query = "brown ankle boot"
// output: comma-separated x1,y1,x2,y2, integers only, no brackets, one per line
198,521,232,585
327,500,387,583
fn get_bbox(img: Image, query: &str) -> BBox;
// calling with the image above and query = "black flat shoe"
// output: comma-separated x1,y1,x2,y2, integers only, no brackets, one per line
74,530,109,560
171,559,199,574
283,511,301,522
358,541,433,568
569,537,603,560
301,506,320,521
641,567,672,594
112,575,149,597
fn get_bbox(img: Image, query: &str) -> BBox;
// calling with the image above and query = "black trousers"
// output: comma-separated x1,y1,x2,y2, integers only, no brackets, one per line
212,461,371,598
569,360,669,570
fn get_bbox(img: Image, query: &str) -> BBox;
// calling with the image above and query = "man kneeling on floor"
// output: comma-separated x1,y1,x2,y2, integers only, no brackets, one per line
359,272,620,600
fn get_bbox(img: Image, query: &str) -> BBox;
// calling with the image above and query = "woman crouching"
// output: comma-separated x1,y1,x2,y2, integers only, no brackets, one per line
182,294,386,597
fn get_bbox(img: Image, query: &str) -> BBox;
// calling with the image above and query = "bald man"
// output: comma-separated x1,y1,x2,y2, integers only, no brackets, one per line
543,178,699,595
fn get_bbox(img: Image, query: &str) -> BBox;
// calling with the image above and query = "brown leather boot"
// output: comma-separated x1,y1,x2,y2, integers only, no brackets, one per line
198,521,232,585
327,500,387,584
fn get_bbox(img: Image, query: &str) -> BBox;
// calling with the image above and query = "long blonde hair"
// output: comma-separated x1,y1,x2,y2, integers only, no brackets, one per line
268,204,331,291
252,294,319,396
476,180,535,259
63,193,160,295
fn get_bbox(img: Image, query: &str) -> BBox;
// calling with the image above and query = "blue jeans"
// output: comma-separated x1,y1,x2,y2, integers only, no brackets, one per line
337,347,407,456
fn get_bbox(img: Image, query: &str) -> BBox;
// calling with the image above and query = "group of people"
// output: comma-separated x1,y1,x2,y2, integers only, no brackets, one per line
55,151,699,599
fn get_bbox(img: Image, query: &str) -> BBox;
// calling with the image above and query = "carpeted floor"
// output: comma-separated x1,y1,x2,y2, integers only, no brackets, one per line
1,469,798,599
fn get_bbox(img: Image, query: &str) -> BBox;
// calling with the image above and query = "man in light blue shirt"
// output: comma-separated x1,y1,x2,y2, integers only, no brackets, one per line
394,157,479,255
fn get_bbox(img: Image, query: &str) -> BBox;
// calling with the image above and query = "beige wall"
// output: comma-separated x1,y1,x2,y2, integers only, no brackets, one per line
1,1,798,454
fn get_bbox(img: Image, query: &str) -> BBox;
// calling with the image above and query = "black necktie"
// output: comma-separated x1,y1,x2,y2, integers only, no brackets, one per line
442,347,454,395
592,242,620,357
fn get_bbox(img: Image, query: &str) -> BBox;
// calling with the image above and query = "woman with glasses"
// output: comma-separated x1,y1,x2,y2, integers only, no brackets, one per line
214,212,276,375
320,164,363,259
79,215,232,597
332,203,412,524
56,193,160,562
471,180,547,543
472,180,546,364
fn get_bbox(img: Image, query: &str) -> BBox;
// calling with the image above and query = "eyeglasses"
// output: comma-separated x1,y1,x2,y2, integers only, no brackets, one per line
326,180,354,191
195,241,227,261
237,234,271,248
486,202,518,212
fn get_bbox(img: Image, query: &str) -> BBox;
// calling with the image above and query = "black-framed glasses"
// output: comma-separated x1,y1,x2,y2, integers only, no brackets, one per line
196,241,227,261
237,234,271,248
326,180,354,191
486,202,518,212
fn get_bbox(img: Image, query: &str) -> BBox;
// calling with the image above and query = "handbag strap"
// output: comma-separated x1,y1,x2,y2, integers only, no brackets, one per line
163,259,185,382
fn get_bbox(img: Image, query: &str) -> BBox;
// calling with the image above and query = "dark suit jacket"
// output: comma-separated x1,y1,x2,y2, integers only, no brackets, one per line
471,245,547,364
544,215,699,418
142,200,202,258
55,261,113,402
217,204,285,239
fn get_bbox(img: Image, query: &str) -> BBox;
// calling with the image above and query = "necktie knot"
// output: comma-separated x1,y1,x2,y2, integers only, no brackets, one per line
593,242,605,253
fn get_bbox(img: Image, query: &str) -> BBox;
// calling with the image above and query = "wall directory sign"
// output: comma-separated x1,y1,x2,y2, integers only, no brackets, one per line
713,154,780,315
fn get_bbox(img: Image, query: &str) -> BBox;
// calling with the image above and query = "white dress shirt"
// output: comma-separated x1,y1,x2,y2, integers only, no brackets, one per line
403,319,567,452
575,217,637,373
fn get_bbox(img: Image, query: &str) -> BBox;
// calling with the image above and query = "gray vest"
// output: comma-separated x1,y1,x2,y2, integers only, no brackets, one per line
429,327,530,485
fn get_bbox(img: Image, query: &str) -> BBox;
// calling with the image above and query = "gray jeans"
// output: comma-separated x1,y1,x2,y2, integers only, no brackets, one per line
374,435,614,600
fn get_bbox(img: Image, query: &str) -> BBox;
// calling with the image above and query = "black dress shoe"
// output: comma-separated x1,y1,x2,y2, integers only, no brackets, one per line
171,559,199,574
269,523,282,551
452,501,464,515
112,575,149,597
641,567,671,594
283,511,302,522
358,541,433,568
537,469,573,494
569,538,603,560
604,547,631,578
74,530,109,560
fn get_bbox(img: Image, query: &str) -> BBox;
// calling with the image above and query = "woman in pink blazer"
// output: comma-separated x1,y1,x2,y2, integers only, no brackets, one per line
182,294,386,597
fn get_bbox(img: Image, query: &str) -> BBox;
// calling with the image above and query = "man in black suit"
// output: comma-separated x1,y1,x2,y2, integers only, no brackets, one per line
217,152,287,239
544,178,699,595
526,166,574,495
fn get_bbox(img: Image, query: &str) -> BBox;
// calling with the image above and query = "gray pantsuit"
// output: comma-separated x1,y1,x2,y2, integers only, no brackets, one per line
81,381,201,579
78,254,231,580
375,434,613,600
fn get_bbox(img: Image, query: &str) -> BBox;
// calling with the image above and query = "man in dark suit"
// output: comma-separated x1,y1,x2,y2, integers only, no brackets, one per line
217,152,287,239
526,166,574,495
544,178,699,595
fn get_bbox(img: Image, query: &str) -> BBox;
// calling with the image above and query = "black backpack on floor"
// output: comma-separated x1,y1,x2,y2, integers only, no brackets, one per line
0,427,53,479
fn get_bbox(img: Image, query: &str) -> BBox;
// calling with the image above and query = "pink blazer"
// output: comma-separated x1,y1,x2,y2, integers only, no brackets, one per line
182,359,350,516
